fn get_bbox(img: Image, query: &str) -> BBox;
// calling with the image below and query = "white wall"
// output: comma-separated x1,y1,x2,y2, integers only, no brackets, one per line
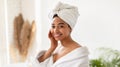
40,0,120,58
0,0,7,66
21,0,35,22
76,0,120,57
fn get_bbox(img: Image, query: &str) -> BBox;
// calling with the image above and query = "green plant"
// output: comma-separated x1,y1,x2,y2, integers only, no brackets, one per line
90,47,120,67
90,59,105,67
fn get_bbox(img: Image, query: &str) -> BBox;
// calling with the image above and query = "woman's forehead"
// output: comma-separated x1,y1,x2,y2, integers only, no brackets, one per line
52,17,67,25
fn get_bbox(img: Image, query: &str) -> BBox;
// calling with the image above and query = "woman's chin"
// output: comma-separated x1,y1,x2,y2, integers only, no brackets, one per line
55,38,62,41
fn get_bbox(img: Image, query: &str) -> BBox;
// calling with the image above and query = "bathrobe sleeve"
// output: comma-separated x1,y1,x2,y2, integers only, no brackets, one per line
30,45,62,67
30,50,51,67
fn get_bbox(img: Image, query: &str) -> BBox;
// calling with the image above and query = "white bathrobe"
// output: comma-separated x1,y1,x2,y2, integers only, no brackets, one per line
31,45,89,67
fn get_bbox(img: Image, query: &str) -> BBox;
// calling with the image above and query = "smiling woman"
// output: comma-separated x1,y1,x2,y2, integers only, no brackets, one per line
31,2,89,67
1,0,120,67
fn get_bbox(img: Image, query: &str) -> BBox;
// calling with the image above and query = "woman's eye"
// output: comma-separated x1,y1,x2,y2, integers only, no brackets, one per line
59,25,64,28
52,26,55,28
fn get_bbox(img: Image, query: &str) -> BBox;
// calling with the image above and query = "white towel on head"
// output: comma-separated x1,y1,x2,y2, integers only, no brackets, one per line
49,2,80,29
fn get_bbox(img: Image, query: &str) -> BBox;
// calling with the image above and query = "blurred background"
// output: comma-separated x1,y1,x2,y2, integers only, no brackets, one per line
0,0,120,67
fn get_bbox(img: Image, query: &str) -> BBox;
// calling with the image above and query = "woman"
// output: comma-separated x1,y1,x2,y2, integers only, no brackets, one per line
32,2,89,67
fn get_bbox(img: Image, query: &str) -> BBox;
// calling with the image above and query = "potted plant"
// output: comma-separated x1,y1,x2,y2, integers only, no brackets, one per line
90,47,120,67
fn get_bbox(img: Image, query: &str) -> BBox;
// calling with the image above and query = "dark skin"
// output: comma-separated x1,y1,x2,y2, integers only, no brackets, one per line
38,17,81,63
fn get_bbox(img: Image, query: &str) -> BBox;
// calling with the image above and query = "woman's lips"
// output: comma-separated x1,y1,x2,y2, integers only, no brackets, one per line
54,33,62,38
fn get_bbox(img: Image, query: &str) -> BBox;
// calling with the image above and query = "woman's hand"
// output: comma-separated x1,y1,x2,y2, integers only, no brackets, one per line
38,30,58,62
48,30,58,49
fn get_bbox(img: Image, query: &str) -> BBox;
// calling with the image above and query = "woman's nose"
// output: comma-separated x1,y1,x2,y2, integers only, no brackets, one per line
54,27,59,32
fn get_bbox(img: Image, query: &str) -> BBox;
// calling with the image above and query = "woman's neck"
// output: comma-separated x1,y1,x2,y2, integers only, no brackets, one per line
60,36,75,47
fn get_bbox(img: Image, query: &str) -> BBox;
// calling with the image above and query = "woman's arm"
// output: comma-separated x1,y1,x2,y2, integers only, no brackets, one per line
38,30,58,62
38,47,56,62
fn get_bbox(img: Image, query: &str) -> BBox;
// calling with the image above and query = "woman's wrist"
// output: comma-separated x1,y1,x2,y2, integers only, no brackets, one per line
49,46,57,52
38,47,56,62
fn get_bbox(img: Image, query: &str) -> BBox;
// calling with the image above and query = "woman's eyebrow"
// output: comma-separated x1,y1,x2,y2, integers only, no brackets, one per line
52,23,55,25
52,22,65,25
58,22,65,25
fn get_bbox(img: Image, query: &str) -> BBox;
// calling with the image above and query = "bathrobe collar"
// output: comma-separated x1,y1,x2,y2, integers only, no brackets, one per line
52,46,89,66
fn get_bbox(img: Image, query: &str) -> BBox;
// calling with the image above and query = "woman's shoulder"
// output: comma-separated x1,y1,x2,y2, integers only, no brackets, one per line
70,41,89,55
73,42,89,52
75,46,89,55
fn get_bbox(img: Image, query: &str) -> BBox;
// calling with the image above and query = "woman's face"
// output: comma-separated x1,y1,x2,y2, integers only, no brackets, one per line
50,17,71,41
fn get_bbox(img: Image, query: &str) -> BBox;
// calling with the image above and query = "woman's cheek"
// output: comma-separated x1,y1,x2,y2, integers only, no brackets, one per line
50,29,54,35
50,29,53,33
